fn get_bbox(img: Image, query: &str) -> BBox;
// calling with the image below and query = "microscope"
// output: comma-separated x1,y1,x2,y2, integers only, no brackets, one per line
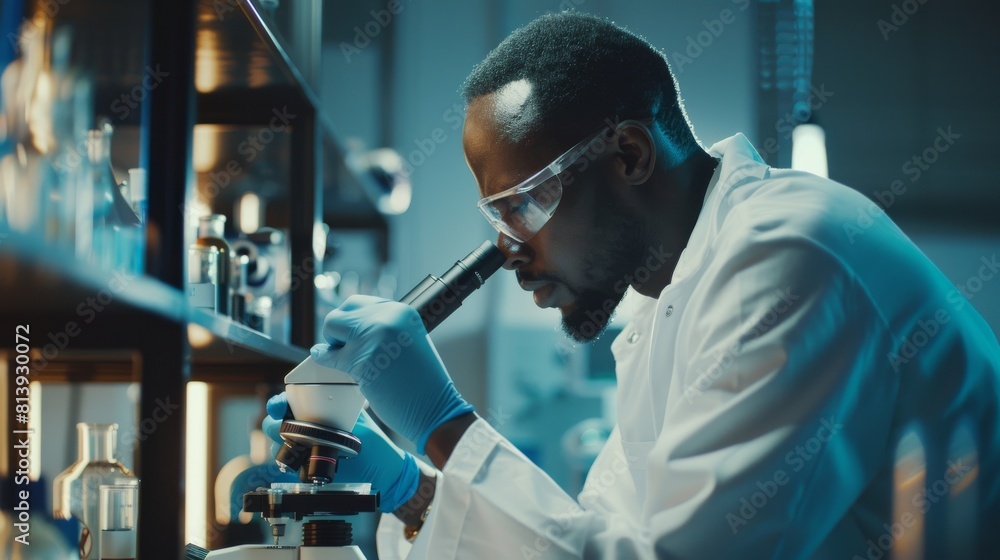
187,241,505,560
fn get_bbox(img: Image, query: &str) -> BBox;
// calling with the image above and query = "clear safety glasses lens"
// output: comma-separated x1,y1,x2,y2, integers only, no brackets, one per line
478,174,563,243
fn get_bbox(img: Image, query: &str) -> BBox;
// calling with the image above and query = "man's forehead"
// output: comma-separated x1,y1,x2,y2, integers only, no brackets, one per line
465,80,541,145
463,93,550,197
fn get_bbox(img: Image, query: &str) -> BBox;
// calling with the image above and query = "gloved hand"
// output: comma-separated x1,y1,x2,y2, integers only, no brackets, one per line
263,392,419,513
311,294,475,453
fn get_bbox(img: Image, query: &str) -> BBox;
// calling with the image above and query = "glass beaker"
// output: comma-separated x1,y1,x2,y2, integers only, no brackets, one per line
98,482,138,560
52,423,135,560
188,245,221,311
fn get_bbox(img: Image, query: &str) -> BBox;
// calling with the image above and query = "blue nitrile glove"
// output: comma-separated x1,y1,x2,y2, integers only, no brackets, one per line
311,294,475,454
263,392,419,513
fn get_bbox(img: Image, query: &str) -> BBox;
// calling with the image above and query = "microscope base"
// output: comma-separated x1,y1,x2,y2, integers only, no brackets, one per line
198,543,367,559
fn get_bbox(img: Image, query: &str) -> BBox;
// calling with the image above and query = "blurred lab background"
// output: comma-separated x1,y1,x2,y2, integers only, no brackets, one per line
0,0,997,558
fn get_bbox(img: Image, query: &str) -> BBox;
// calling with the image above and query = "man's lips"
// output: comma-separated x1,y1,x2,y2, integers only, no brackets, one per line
519,279,570,309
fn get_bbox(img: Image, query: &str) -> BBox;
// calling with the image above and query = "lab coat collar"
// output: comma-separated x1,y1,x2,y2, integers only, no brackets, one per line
613,134,770,329
611,133,769,412
670,133,769,285
706,132,769,188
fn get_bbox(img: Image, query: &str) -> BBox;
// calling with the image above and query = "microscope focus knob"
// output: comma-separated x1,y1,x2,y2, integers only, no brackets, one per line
277,420,362,484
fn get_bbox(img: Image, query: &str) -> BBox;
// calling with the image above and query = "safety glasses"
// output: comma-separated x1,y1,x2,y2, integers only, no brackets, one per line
477,119,650,243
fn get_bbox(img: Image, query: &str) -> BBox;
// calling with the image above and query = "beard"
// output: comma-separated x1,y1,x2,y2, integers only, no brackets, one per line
560,288,625,342
560,194,650,343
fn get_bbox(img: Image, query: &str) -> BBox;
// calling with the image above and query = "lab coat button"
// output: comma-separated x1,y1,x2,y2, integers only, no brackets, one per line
665,305,674,317
627,331,640,344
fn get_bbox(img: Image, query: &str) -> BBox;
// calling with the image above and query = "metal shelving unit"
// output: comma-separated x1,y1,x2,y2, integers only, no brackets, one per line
0,0,388,557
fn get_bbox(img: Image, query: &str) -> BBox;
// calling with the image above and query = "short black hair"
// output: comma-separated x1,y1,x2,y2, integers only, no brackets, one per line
461,12,697,150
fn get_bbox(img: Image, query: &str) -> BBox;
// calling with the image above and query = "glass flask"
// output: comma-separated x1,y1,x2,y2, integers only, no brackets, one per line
52,423,136,560
85,119,142,272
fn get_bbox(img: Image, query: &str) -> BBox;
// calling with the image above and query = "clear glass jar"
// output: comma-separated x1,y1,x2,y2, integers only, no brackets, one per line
188,244,221,311
86,126,116,270
192,214,233,317
52,423,136,560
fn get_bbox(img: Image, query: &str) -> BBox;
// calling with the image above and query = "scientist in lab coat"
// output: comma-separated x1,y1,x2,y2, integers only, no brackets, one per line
265,12,1000,559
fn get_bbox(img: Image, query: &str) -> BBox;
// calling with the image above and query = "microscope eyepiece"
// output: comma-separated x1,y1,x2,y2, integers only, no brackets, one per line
400,240,505,332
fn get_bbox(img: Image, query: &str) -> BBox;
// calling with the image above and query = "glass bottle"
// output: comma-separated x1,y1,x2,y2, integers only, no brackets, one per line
86,124,117,270
188,245,221,312
52,423,136,560
192,214,233,316
48,24,95,253
127,168,147,274
0,13,59,241
86,119,142,272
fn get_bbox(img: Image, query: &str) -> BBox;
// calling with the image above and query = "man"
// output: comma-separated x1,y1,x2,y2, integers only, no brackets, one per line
265,12,1000,558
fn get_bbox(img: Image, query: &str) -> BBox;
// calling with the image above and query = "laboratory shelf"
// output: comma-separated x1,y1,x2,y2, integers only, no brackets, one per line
0,234,306,382
195,0,390,231
1,0,388,556
0,235,186,327
188,308,308,381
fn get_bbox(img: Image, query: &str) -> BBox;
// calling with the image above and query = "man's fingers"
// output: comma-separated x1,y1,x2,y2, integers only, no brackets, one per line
262,416,283,443
337,294,390,312
266,393,289,419
322,309,357,348
323,295,403,346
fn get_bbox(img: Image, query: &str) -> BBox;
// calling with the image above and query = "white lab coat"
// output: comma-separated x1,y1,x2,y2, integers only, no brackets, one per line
376,134,1000,559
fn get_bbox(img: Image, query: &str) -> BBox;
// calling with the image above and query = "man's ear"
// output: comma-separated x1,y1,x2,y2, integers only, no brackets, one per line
614,123,656,185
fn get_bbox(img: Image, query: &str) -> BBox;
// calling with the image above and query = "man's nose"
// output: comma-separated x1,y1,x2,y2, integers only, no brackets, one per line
497,234,531,270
